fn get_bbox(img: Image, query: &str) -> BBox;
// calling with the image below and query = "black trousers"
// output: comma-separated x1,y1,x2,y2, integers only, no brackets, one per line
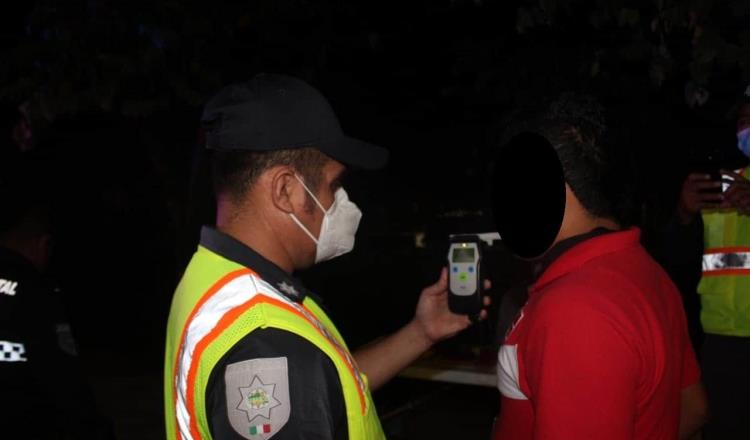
701,334,750,440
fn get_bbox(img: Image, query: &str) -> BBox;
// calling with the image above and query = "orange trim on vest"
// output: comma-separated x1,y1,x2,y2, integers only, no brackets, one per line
704,246,750,255
300,302,367,413
701,268,750,277
172,268,253,440
175,274,367,440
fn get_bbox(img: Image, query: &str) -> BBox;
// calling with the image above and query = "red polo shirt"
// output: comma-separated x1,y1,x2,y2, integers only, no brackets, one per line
494,228,700,439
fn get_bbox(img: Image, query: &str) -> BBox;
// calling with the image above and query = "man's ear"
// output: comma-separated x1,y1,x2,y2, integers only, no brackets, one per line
269,166,299,214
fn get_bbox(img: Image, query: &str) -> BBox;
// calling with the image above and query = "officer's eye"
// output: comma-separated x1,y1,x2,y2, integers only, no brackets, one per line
330,171,348,191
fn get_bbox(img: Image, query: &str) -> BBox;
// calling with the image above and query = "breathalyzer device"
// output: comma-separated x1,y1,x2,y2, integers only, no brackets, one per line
447,235,482,316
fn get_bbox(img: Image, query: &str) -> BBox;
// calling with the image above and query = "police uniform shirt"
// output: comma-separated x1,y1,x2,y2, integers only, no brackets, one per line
0,246,90,438
201,228,348,440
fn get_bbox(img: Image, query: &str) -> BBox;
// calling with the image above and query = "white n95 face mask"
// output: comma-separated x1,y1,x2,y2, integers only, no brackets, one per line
289,175,362,263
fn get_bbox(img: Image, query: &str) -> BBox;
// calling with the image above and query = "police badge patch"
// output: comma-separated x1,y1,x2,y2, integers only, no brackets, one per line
225,357,291,439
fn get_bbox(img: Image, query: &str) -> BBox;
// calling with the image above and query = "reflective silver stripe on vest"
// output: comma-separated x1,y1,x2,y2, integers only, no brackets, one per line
174,274,367,440
703,252,750,273
175,273,283,440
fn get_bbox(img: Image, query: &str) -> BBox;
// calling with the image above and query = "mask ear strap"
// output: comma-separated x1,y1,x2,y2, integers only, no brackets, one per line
294,174,327,212
289,213,319,244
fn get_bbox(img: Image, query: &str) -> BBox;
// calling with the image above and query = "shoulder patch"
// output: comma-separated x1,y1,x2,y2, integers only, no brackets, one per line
225,357,290,439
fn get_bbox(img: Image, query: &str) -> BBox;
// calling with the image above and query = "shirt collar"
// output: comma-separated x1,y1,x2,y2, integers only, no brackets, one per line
531,227,641,293
199,226,311,303
531,227,614,279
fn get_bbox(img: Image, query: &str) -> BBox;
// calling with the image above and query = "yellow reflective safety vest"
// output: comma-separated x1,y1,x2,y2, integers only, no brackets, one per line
699,167,750,336
164,242,385,440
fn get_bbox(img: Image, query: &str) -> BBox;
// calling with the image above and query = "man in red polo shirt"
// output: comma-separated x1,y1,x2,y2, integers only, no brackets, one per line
492,94,708,439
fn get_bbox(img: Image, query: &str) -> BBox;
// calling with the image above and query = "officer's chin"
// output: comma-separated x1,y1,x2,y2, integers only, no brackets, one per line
296,251,318,271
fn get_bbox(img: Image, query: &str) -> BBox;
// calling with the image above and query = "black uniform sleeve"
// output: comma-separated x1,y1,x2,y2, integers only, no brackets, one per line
206,328,348,440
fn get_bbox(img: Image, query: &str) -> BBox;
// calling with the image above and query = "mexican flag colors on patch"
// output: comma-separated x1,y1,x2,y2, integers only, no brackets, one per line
249,424,271,436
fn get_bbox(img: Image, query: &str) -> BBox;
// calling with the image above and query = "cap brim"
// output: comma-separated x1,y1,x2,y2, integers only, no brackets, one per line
321,136,389,170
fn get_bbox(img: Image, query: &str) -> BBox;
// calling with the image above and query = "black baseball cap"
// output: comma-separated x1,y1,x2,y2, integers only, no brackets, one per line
201,73,388,170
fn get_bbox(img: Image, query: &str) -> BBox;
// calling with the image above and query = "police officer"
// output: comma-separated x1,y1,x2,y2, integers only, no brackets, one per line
671,85,750,439
164,74,489,440
0,173,112,439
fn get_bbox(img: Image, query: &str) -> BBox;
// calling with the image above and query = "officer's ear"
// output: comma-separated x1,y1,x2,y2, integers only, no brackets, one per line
268,165,301,214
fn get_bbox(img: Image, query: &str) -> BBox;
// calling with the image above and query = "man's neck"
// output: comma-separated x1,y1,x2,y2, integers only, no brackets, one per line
216,209,296,274
555,213,619,245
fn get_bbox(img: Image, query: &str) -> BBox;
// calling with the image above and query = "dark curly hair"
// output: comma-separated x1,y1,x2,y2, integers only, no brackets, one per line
537,92,614,219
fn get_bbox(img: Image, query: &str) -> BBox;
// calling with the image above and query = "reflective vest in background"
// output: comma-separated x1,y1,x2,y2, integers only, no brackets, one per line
699,167,750,336
164,245,385,440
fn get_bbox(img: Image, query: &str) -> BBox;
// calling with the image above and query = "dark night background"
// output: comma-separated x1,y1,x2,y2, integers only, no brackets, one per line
2,0,750,438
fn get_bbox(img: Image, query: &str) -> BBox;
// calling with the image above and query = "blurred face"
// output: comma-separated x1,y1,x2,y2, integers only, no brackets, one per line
12,103,34,152
738,103,750,133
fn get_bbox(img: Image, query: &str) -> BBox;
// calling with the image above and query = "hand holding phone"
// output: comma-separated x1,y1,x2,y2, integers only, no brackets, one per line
678,173,724,223
719,170,750,215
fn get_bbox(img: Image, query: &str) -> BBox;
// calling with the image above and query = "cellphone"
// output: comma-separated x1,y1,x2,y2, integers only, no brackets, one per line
695,149,727,193
701,171,735,194
719,173,735,193
704,170,723,194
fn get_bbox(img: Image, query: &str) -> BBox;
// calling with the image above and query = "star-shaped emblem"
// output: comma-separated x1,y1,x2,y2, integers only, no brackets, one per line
277,282,298,297
237,376,281,422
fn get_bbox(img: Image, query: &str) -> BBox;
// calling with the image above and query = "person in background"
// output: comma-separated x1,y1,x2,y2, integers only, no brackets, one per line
666,85,750,439
0,155,114,440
